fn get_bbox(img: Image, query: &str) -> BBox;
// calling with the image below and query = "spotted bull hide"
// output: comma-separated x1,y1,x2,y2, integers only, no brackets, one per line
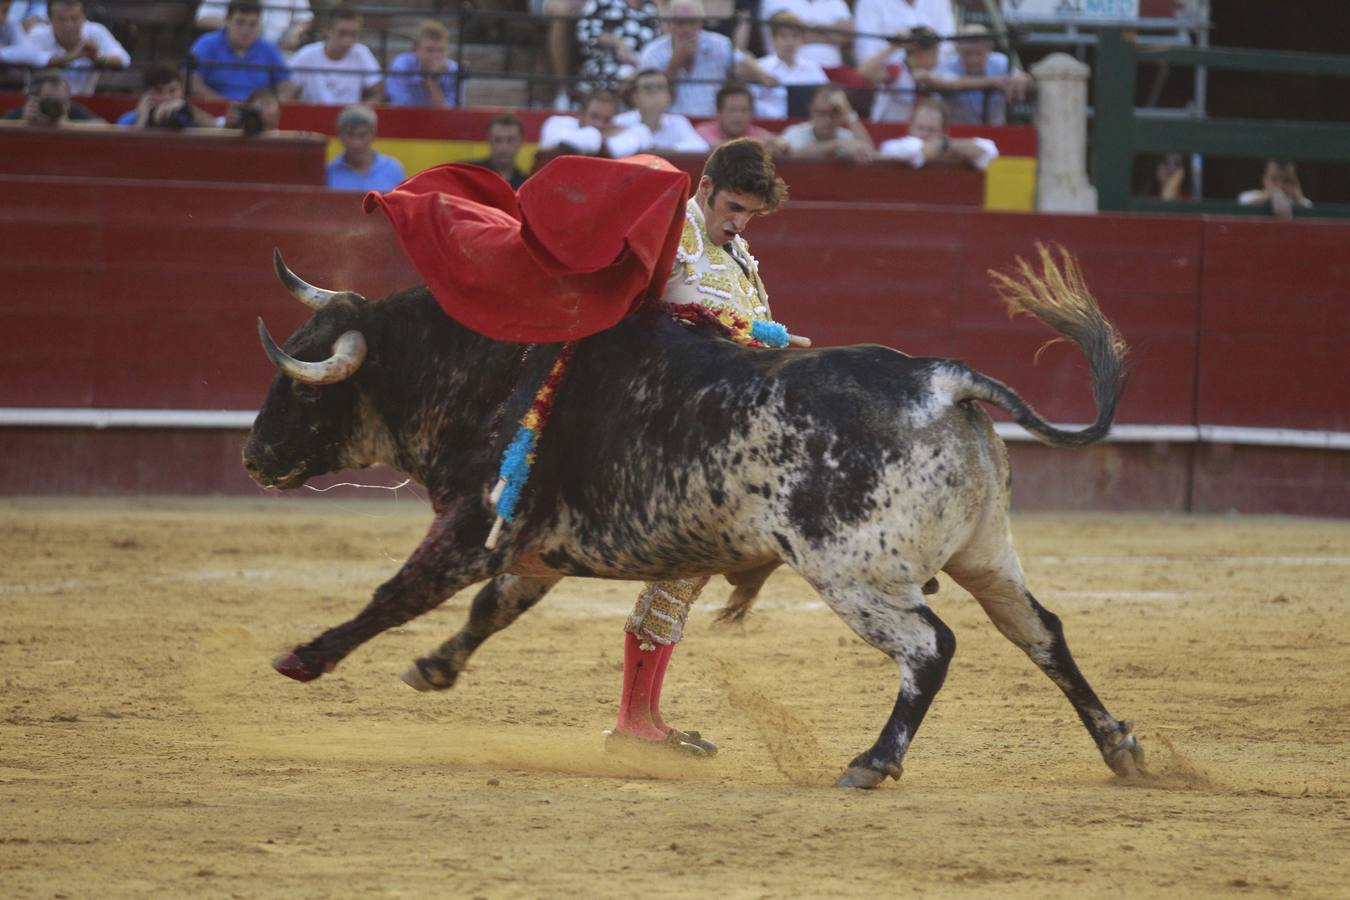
244,246,1145,788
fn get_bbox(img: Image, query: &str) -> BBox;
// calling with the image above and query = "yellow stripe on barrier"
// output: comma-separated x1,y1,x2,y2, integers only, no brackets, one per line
984,156,1037,212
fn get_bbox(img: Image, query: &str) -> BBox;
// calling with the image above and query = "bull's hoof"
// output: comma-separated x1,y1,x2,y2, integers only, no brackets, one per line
833,765,891,789
922,577,940,596
1103,721,1147,778
400,658,457,692
272,649,329,683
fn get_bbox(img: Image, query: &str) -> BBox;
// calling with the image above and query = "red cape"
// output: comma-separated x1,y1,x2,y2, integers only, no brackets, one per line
363,155,690,343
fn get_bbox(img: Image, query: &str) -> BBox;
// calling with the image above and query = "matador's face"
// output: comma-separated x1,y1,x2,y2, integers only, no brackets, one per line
697,177,768,245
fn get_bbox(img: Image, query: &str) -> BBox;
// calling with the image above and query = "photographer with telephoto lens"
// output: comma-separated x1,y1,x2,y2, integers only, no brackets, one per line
118,63,216,129
1,68,104,124
220,86,280,136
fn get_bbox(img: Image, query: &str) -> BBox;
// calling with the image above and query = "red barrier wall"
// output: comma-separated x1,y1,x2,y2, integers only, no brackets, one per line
1,174,1347,514
1197,219,1350,432
0,122,327,185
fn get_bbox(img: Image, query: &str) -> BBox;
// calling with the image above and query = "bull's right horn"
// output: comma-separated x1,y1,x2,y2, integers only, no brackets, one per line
257,318,367,385
273,247,341,310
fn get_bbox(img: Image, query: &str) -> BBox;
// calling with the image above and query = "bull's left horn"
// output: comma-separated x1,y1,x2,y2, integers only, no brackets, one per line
273,247,341,310
257,318,367,385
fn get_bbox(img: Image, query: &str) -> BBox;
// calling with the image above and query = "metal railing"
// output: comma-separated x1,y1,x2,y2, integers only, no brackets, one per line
1091,29,1350,217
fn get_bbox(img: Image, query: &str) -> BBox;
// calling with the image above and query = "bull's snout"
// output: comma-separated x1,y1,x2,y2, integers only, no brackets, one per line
241,439,303,490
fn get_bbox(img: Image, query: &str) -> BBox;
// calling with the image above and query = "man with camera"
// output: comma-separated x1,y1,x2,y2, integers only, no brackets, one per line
1,67,102,124
117,63,215,129
221,85,281,135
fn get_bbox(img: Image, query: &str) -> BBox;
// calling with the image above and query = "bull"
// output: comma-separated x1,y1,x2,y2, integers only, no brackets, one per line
244,244,1145,788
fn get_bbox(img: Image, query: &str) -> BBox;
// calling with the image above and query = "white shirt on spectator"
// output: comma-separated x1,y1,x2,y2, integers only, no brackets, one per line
759,0,853,69
540,114,607,154
611,108,710,155
780,120,851,151
869,64,917,122
853,0,954,70
26,20,128,95
751,51,828,120
879,134,999,169
288,39,381,104
1,17,50,66
195,0,312,46
637,30,741,119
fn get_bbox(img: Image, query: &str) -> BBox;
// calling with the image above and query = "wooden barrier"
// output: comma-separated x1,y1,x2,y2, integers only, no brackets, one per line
0,121,327,185
1,174,1346,514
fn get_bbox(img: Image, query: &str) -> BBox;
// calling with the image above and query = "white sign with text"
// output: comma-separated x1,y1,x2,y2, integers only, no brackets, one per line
1001,0,1142,20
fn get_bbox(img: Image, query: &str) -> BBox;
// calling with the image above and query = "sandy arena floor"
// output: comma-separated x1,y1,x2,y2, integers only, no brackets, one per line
2,497,1348,898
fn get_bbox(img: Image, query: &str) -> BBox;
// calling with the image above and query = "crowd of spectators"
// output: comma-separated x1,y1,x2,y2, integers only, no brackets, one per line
2,0,1031,192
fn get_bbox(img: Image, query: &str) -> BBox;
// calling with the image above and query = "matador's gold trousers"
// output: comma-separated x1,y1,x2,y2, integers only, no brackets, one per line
624,577,712,648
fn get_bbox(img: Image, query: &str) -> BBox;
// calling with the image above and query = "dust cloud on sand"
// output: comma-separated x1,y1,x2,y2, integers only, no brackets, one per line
2,498,1349,897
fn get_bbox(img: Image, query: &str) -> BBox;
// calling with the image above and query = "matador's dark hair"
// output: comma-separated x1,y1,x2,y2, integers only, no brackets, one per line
701,138,788,211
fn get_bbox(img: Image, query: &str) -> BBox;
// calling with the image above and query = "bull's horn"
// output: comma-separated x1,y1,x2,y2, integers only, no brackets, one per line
273,247,341,310
257,318,367,385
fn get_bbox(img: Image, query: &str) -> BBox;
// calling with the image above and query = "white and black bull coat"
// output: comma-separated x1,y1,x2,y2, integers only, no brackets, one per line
245,246,1145,788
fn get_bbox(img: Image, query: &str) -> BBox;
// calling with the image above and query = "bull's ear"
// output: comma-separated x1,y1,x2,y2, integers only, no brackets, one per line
257,317,368,385
273,248,342,310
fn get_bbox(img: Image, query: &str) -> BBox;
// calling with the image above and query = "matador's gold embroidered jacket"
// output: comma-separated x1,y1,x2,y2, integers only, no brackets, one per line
662,197,773,324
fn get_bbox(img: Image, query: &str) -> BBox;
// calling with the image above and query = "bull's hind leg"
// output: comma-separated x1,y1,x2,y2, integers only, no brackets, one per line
946,544,1144,777
402,575,561,691
813,581,957,789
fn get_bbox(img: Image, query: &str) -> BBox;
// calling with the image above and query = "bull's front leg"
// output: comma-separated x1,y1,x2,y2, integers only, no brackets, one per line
401,574,561,691
273,507,495,682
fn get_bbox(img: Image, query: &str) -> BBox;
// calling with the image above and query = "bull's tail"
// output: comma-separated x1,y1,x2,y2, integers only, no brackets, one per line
953,243,1128,449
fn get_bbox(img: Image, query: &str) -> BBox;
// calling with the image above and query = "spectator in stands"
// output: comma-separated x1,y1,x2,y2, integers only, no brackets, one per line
696,80,784,153
25,0,127,96
386,19,458,108
221,85,281,134
780,82,874,163
878,96,998,170
471,113,529,189
751,11,827,120
611,66,709,154
637,0,777,118
288,7,382,105
1238,159,1312,221
6,0,46,33
118,62,215,128
1,0,50,67
326,104,405,191
537,0,585,110
859,23,938,123
1155,152,1187,200
853,0,953,78
190,0,298,101
196,0,311,54
539,87,626,157
933,24,1029,125
759,0,851,69
575,0,659,93
1,67,101,122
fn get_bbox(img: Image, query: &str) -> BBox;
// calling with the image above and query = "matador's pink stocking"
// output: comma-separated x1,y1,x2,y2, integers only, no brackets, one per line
647,641,677,734
614,631,667,740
